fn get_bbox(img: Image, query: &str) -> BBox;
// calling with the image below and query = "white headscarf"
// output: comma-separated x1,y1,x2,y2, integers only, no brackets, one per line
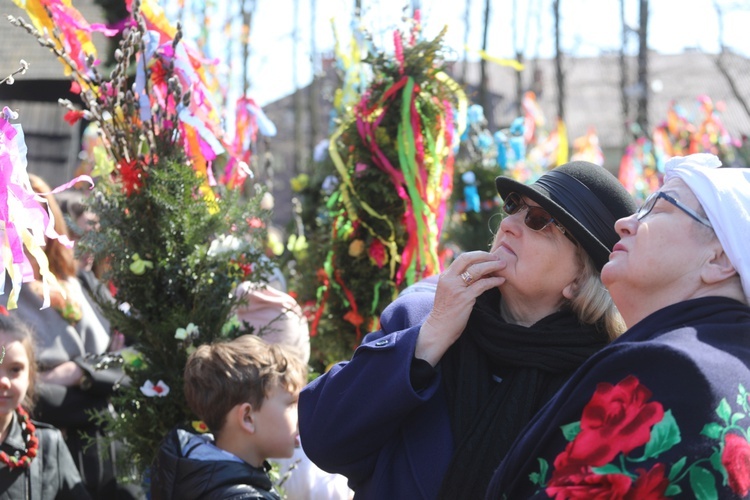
664,153,750,304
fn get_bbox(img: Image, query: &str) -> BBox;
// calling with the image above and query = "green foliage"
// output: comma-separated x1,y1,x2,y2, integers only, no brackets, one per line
287,26,460,372
81,157,271,471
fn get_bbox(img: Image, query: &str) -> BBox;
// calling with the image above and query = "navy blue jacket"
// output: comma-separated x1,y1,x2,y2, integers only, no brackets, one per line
299,291,453,499
150,427,280,500
486,297,750,499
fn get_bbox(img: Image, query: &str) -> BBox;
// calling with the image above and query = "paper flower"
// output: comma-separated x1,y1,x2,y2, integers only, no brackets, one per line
348,239,365,257
207,234,242,257
140,380,170,397
129,253,154,275
175,323,199,340
192,421,209,433
118,159,147,196
119,347,145,368
368,239,388,268
0,107,92,309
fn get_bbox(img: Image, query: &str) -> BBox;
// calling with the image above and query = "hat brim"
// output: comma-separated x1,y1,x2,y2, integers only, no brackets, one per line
495,176,611,270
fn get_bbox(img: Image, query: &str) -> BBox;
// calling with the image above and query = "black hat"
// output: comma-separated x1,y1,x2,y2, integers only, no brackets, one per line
495,161,637,271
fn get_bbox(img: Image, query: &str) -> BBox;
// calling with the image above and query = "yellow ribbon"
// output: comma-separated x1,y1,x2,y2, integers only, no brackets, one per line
328,119,401,279
465,46,525,72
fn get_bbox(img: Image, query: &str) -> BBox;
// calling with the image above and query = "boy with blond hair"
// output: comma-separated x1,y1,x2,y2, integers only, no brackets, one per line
151,334,307,500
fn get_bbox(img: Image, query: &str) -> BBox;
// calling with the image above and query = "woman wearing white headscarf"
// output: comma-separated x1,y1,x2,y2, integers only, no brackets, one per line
487,153,750,498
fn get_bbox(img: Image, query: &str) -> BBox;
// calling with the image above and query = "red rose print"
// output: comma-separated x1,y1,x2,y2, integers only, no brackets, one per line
722,433,750,496
564,375,664,466
546,463,632,500
625,464,669,500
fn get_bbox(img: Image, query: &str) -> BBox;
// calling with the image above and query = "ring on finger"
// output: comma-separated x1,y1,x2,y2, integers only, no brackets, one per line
460,271,473,285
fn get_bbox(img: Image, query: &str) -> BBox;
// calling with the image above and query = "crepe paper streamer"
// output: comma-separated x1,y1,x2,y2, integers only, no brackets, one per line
0,112,91,309
13,0,99,77
179,109,225,159
127,0,176,40
135,30,161,123
333,270,363,340
556,118,569,167
436,72,467,141
328,119,401,280
396,78,433,282
465,46,525,72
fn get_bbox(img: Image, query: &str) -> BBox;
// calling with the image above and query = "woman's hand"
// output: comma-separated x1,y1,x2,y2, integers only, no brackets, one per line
39,361,85,387
415,251,506,366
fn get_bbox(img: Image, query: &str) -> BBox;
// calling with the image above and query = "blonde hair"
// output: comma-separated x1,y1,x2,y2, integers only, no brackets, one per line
569,248,626,339
183,334,307,434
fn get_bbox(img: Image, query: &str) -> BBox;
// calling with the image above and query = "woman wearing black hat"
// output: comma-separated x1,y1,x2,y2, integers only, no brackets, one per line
299,162,637,499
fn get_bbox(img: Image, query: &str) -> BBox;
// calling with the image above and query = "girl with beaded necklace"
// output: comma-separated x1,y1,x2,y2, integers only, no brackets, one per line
0,312,90,499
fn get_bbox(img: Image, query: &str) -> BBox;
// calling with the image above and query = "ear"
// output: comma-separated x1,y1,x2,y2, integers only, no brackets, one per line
701,243,737,285
562,280,578,301
238,402,256,435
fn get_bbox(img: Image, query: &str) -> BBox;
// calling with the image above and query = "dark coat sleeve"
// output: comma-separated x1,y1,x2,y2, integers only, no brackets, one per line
298,292,439,483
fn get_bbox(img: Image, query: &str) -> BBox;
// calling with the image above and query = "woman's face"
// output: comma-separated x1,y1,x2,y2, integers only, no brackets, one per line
490,195,581,304
603,178,713,307
0,332,31,417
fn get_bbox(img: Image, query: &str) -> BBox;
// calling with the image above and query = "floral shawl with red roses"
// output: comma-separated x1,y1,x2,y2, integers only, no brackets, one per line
485,296,750,499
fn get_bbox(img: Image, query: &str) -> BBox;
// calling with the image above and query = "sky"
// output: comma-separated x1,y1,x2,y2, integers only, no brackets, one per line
167,0,750,107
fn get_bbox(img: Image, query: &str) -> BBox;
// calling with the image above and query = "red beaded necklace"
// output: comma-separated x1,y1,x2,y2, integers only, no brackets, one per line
0,406,39,469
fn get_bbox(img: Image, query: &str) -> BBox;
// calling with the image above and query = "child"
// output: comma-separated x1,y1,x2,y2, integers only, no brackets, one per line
150,334,307,500
0,313,91,499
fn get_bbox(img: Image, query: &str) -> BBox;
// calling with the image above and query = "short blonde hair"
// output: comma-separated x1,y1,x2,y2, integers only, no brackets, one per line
184,334,307,434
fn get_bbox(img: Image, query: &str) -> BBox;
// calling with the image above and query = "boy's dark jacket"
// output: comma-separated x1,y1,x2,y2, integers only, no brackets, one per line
150,426,280,500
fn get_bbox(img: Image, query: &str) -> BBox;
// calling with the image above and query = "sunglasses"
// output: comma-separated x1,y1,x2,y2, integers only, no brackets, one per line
637,191,712,228
502,192,576,243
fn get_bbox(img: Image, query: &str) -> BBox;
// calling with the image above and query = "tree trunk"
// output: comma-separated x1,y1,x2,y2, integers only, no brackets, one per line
619,0,630,142
712,3,750,124
241,0,254,97
461,0,471,86
636,0,649,135
553,0,565,121
292,0,305,171
480,0,492,128
308,0,321,163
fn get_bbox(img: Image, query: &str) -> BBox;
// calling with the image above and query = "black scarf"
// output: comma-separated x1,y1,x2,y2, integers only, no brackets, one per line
437,288,608,499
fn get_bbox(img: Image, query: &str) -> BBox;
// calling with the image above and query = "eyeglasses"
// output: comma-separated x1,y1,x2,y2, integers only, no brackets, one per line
637,191,712,228
503,192,575,242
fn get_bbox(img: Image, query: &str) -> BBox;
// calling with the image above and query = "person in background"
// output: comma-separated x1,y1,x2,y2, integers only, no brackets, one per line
299,161,637,499
486,154,750,498
0,174,139,499
150,334,307,500
58,192,124,351
0,311,91,499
